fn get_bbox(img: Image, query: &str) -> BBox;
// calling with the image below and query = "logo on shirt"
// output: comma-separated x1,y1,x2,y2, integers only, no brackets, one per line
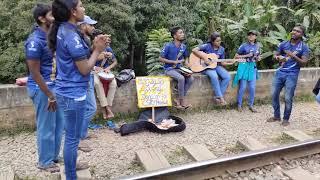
74,37,83,49
28,41,37,51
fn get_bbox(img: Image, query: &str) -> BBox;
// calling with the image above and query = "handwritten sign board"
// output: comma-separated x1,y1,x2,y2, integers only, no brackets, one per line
136,76,172,108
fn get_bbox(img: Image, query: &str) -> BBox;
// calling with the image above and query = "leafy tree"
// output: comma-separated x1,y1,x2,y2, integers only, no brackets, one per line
145,28,171,75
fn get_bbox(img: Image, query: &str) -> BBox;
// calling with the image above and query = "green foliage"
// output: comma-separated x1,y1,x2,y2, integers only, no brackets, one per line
0,0,319,83
145,28,171,75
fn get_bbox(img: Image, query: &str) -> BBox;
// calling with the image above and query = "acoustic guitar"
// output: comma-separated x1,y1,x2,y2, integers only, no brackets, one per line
188,52,246,73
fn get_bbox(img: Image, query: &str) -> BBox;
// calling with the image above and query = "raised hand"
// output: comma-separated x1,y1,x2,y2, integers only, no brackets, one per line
93,34,108,53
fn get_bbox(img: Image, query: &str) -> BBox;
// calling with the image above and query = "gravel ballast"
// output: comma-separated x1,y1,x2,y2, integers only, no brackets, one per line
0,102,319,179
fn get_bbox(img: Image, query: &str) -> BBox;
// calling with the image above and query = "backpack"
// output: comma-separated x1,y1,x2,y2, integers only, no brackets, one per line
313,78,320,95
119,107,186,136
115,69,135,87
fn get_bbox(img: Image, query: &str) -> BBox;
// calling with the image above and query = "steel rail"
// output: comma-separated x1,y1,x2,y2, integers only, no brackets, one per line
118,139,320,180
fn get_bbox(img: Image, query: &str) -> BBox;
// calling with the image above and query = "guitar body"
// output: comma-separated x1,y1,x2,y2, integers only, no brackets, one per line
188,52,219,72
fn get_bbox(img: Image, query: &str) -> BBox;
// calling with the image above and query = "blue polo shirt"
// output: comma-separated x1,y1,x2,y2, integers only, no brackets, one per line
199,43,225,59
277,40,310,74
160,42,188,70
237,42,260,62
25,27,55,88
55,22,91,99
95,47,115,68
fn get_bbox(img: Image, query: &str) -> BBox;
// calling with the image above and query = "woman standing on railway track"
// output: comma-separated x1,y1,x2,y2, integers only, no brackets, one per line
48,0,108,179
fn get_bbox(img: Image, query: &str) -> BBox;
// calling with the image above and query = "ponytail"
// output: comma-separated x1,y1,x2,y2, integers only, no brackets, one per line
47,0,79,52
48,21,61,52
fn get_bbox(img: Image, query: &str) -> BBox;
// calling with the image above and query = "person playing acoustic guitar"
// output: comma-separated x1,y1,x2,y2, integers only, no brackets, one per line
192,32,232,105
233,30,262,113
160,27,193,109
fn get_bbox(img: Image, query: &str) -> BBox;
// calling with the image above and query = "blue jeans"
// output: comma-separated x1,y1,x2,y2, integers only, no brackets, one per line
81,74,97,139
237,68,257,107
317,91,320,104
203,66,231,98
165,69,193,98
271,70,299,121
27,85,64,168
57,95,86,180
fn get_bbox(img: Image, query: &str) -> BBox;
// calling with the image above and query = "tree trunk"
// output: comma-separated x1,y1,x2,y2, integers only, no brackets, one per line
130,44,135,69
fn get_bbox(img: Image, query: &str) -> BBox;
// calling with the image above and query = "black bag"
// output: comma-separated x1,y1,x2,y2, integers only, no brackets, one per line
313,78,320,95
119,107,186,136
115,69,135,87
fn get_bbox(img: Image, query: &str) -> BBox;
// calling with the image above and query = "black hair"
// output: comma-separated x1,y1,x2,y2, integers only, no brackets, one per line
33,3,52,25
47,0,79,52
294,23,306,37
208,32,221,44
170,26,183,38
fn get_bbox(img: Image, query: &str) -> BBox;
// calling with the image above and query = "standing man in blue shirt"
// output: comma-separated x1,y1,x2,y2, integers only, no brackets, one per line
267,25,310,126
48,0,108,178
192,32,232,105
160,27,193,109
77,15,98,153
25,3,63,173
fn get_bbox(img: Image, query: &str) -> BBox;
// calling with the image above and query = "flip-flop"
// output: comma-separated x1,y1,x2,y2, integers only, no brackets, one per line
182,104,192,109
105,120,116,129
174,105,185,110
88,123,102,130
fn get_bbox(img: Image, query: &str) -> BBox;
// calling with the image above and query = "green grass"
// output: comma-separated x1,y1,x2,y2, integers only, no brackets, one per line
225,143,246,154
166,146,189,165
272,133,297,145
0,124,35,138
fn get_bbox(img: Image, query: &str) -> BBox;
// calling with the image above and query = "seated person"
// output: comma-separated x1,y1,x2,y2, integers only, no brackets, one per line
94,36,117,119
159,26,193,109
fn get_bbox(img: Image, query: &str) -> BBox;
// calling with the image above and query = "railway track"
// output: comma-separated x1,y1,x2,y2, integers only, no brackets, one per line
119,130,320,180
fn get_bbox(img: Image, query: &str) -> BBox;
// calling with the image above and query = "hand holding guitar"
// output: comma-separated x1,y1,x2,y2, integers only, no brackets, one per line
275,51,298,62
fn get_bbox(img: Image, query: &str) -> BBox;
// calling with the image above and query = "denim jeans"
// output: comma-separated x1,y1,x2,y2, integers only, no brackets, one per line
203,66,231,98
81,74,97,140
317,91,320,104
237,68,257,107
27,85,64,168
271,70,299,121
165,69,193,98
57,95,86,180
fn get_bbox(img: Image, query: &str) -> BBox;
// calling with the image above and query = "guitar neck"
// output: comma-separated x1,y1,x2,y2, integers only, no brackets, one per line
210,59,246,62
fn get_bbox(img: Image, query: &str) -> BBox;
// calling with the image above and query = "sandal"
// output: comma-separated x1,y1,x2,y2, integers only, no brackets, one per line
182,104,192,109
78,141,93,153
76,161,89,170
106,120,116,129
38,163,60,173
88,123,102,130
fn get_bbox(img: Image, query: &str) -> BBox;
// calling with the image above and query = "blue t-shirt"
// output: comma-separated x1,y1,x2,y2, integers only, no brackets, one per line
199,43,225,59
95,47,116,68
55,22,91,99
160,42,188,70
237,42,261,62
277,40,310,74
25,27,55,88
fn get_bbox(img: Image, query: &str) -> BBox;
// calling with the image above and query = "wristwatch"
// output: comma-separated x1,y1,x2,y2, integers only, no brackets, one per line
48,95,56,102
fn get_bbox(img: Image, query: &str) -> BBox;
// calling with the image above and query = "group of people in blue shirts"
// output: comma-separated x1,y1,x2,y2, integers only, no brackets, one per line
160,25,311,126
23,0,315,179
25,1,114,179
